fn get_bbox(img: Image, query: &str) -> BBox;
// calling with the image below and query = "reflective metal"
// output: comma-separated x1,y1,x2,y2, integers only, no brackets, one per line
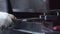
10,0,47,12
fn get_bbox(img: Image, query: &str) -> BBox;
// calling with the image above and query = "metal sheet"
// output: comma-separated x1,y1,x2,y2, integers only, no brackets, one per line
10,0,47,12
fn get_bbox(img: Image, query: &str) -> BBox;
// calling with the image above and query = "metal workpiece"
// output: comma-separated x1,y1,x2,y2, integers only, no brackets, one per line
10,0,47,12
12,21,53,34
14,19,53,32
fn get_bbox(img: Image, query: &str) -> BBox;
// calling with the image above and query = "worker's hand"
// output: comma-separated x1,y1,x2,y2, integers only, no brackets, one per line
0,12,17,31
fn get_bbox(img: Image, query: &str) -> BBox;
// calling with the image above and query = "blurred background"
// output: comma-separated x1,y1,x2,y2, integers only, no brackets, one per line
0,0,60,34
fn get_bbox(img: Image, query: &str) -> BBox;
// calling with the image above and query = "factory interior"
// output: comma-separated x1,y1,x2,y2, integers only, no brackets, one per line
0,0,60,34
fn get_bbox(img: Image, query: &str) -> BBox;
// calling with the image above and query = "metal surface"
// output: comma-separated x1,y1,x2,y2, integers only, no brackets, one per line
14,19,53,32
10,0,47,12
13,29,45,34
12,19,54,34
0,0,7,12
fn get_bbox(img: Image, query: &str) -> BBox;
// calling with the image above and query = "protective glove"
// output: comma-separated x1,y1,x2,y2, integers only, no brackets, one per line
0,12,17,31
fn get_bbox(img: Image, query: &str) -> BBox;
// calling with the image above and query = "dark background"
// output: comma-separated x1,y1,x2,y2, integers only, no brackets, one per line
49,0,60,10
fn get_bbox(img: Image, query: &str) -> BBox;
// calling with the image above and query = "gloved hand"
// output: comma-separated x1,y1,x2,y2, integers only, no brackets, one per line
0,12,17,31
